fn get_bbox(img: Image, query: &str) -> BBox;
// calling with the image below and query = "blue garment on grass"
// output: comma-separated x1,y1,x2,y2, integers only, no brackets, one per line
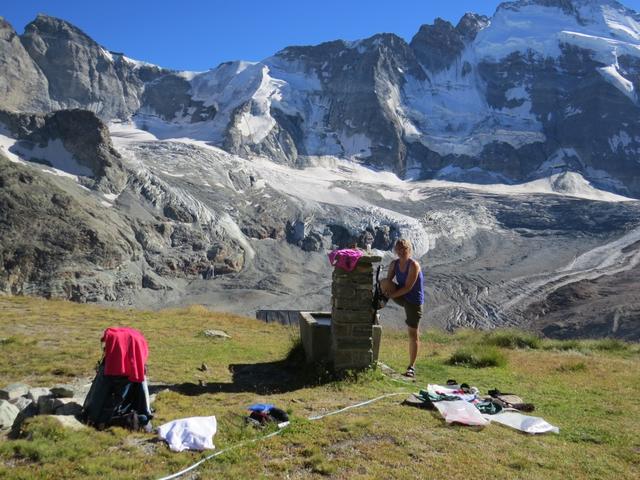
247,403,274,413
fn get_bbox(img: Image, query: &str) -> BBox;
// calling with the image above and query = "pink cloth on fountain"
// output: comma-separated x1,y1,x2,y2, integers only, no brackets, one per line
327,248,364,272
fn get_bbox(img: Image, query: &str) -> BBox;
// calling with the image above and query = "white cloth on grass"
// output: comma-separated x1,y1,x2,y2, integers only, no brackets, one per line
157,416,218,452
434,400,489,426
484,410,559,434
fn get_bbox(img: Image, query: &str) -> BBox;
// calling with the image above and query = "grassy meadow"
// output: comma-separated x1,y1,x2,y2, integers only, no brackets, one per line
0,295,639,479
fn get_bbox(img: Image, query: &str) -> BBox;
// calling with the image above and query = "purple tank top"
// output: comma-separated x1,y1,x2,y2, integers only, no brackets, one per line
395,259,424,305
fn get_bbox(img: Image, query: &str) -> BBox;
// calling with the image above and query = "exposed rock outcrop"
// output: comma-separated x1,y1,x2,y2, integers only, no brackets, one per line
20,15,143,119
0,17,51,112
2,5,640,195
0,154,139,300
0,109,128,193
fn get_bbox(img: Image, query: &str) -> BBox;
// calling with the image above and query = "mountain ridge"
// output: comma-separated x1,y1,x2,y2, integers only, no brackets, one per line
1,2,640,336
2,1,640,196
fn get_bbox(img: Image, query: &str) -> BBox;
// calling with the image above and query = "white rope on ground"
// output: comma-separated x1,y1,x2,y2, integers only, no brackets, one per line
377,361,418,387
157,428,286,480
156,391,408,480
307,392,407,420
386,376,417,386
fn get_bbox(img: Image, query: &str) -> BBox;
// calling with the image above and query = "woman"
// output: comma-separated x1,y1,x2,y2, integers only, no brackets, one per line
380,239,424,378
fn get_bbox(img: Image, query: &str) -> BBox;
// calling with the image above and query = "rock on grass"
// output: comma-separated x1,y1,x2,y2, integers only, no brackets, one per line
0,399,20,429
45,415,86,430
201,329,231,339
50,385,75,398
0,383,30,401
27,387,51,404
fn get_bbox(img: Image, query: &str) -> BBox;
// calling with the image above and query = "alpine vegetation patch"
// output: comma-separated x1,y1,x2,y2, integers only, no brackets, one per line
481,329,541,349
446,346,507,368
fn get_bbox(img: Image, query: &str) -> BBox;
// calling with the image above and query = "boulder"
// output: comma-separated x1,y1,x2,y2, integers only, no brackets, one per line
9,396,32,412
27,387,51,404
50,385,75,398
301,232,324,252
54,398,83,416
142,273,165,290
0,382,30,401
37,395,63,414
10,403,38,437
0,399,19,429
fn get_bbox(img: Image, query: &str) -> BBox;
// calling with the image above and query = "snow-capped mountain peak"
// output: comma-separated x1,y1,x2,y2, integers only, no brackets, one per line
3,3,640,196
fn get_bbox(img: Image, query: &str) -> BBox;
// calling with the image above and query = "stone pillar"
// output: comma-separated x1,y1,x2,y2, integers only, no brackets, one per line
330,254,381,371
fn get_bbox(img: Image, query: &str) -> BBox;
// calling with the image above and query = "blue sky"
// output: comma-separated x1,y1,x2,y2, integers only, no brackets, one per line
3,0,640,71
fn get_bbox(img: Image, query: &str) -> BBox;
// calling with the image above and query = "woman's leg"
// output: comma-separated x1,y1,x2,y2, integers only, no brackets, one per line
408,326,419,368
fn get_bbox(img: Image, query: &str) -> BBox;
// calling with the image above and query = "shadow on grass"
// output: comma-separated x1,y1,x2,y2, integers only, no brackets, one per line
150,342,335,396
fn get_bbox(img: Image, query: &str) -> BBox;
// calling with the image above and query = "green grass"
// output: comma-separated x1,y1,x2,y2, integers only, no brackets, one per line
587,338,630,352
447,346,508,368
555,361,587,373
541,337,632,356
0,296,639,479
481,329,542,349
542,339,583,351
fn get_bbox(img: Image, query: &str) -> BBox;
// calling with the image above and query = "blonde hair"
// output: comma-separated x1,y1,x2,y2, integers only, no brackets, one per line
394,239,413,256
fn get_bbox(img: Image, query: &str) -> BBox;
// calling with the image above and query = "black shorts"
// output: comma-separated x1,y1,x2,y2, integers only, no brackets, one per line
392,296,423,328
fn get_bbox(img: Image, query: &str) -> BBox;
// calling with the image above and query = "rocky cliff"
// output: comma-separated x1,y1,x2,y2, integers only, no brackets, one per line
2,1,640,196
0,109,249,302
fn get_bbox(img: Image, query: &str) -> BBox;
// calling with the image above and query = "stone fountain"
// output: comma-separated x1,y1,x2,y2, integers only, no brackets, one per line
299,254,382,371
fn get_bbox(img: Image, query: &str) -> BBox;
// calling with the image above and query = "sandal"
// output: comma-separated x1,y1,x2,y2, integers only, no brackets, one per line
404,366,416,378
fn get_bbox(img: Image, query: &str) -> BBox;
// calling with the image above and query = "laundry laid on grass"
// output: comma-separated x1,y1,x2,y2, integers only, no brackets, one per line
434,399,489,426
157,416,218,452
425,383,480,402
403,381,559,434
487,389,535,412
485,411,559,434
246,403,290,428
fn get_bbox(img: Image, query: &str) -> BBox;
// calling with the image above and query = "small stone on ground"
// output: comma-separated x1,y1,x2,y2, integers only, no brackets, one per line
202,329,231,339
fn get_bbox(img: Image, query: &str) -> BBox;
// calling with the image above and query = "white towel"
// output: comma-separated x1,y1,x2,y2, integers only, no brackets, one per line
157,416,218,452
484,410,559,434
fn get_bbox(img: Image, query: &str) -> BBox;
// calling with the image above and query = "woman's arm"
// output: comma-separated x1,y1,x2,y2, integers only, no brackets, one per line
389,260,421,299
380,260,397,297
386,260,396,282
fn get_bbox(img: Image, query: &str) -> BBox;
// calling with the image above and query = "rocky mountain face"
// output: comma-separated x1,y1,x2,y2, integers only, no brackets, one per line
0,109,128,193
0,152,138,301
0,18,50,113
1,1,640,338
0,109,247,302
2,1,640,196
